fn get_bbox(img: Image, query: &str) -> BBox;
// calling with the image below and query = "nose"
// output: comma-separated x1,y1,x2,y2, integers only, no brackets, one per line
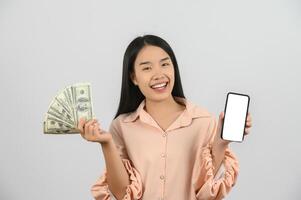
153,73,166,81
152,66,166,80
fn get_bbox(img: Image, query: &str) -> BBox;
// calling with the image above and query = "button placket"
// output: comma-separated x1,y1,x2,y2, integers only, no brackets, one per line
160,134,167,181
160,131,168,199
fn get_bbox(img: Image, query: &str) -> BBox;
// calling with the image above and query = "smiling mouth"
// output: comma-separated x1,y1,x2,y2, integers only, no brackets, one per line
150,81,169,90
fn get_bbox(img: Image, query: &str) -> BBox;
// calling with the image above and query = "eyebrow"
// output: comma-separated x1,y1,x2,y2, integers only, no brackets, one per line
139,57,170,66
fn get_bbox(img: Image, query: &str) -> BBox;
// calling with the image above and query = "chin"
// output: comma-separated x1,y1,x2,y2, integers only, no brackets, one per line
148,93,172,102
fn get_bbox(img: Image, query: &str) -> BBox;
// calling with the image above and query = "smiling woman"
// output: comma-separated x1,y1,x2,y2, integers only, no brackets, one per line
78,35,248,200
131,45,174,99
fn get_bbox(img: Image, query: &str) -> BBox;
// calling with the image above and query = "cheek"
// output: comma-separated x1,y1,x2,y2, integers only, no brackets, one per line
167,69,175,81
169,71,176,89
136,76,151,90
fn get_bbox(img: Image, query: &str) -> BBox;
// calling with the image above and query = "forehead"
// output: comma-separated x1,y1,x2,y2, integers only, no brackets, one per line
135,45,169,62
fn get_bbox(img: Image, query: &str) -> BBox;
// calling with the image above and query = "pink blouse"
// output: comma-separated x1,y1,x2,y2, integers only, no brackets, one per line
91,96,239,200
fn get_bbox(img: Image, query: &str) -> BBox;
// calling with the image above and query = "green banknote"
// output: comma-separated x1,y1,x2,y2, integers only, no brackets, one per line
43,82,94,134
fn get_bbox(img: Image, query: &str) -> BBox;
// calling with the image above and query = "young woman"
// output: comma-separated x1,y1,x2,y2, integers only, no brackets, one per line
78,35,252,200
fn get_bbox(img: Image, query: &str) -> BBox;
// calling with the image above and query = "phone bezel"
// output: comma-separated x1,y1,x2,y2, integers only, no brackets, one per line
220,92,250,143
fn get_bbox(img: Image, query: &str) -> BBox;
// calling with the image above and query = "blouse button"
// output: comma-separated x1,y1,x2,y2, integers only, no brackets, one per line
160,175,165,180
161,153,166,158
162,133,167,137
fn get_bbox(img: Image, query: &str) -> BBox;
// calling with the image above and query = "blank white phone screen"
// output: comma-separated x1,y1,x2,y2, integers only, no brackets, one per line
222,93,249,142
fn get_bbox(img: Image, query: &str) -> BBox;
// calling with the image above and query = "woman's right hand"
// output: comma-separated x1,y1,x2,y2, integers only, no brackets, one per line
77,118,112,144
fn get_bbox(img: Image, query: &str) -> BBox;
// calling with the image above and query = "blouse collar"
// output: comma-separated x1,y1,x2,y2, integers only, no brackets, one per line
122,96,211,132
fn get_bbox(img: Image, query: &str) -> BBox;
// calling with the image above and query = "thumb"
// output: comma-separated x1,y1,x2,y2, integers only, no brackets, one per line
219,111,224,121
217,111,224,132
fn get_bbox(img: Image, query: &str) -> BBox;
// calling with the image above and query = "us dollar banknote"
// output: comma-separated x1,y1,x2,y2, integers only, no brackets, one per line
43,82,94,134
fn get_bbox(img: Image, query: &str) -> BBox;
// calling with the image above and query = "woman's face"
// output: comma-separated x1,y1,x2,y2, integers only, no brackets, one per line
131,45,175,101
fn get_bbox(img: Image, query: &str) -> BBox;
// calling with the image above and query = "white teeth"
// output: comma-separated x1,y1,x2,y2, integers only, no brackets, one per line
151,82,167,89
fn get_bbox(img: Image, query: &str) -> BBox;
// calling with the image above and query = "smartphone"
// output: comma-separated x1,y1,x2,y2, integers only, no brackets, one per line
221,92,250,142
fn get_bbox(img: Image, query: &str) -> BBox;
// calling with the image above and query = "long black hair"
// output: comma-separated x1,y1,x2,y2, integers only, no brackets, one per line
114,34,186,119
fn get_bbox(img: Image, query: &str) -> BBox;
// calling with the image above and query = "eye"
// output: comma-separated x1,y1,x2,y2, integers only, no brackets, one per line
143,67,151,71
162,63,169,66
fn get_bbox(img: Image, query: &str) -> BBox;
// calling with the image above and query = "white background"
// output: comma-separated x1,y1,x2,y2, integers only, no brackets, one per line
1,0,300,199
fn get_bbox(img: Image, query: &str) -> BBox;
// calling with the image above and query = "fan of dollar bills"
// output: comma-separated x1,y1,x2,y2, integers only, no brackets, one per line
43,82,94,134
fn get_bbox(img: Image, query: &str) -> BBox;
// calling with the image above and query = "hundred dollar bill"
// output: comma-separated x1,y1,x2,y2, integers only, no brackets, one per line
43,114,78,134
43,82,94,134
71,83,94,127
64,86,76,122
47,98,74,125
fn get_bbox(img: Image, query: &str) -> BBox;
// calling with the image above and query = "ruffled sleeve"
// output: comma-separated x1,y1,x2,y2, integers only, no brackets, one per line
91,158,143,200
90,118,143,200
192,117,239,200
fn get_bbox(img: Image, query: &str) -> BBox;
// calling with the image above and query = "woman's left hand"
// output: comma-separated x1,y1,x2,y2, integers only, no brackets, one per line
213,111,252,147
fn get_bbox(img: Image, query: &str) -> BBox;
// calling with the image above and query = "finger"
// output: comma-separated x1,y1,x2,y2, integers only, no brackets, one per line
88,123,95,135
95,121,102,129
85,119,96,134
93,120,105,134
91,119,98,125
246,121,252,127
244,128,250,135
92,121,99,132
92,122,101,132
93,126,100,135
78,118,86,133
93,121,99,129
219,111,224,120
97,124,105,134
247,113,252,121
246,115,252,122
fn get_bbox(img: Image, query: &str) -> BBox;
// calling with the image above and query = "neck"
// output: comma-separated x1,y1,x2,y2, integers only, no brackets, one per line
144,96,185,117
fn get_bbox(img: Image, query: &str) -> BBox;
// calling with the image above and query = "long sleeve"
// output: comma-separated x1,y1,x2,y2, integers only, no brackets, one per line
90,119,143,200
192,117,239,200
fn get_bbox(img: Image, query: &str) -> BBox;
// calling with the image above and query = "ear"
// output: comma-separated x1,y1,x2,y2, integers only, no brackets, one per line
130,72,138,86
